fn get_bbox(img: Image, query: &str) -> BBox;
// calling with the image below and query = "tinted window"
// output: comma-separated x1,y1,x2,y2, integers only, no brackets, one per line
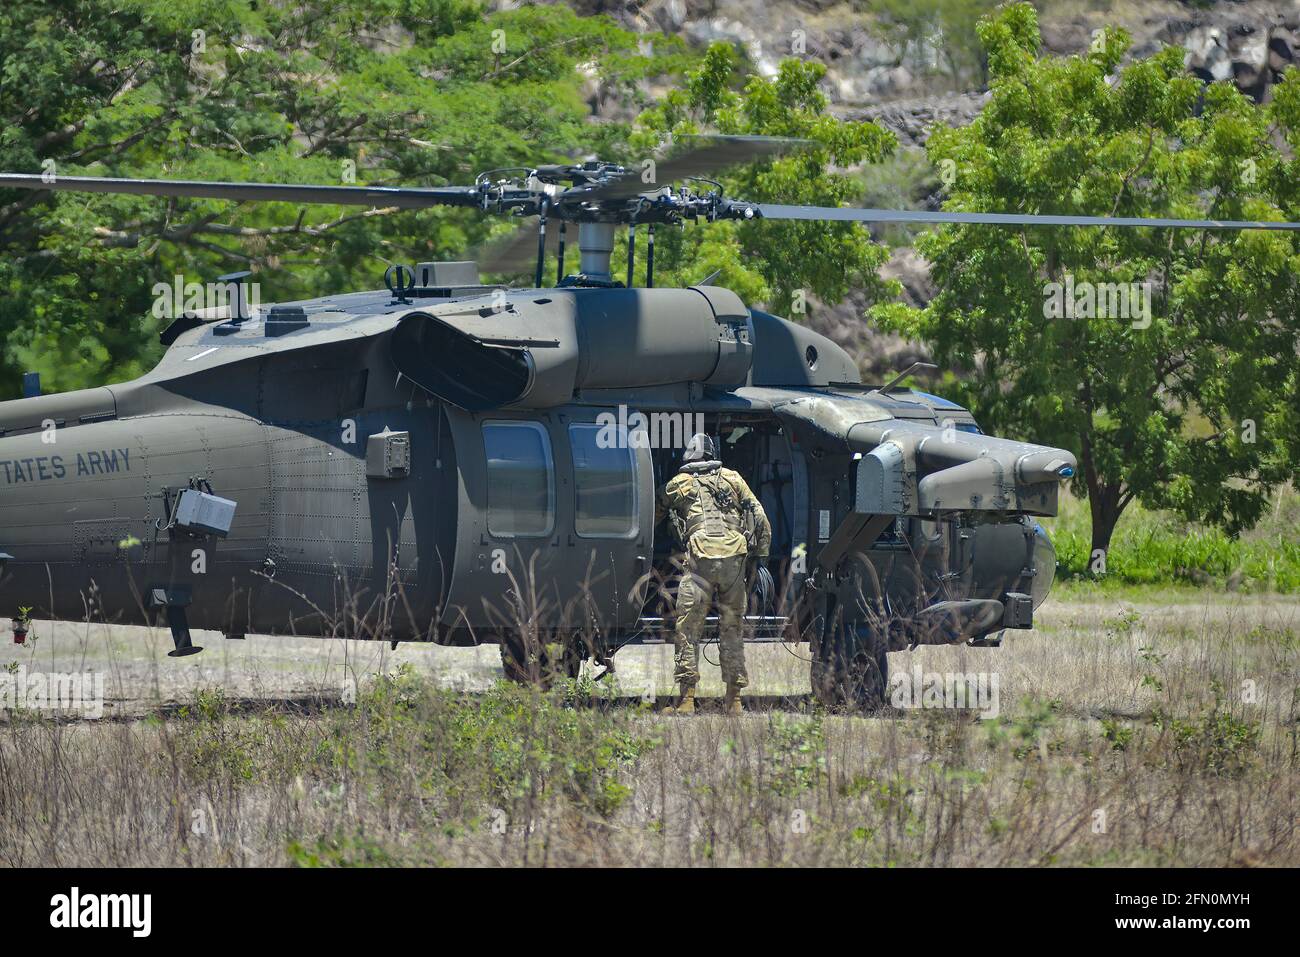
569,423,637,538
483,421,554,537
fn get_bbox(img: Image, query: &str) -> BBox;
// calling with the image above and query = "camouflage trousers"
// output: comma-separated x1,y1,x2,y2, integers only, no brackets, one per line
672,554,749,688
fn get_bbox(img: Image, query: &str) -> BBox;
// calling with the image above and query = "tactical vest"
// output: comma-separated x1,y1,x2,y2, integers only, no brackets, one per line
683,466,744,541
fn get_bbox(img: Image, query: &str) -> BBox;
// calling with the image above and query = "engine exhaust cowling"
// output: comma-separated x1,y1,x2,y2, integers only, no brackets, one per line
389,285,753,411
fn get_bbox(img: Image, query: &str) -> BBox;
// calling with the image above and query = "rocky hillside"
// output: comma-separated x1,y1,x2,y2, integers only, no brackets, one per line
548,1,1300,113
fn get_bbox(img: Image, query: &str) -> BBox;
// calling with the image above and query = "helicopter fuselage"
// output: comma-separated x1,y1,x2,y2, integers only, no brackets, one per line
0,278,1068,677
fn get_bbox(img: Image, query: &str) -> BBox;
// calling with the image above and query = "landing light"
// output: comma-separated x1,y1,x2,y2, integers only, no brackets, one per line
1045,457,1075,479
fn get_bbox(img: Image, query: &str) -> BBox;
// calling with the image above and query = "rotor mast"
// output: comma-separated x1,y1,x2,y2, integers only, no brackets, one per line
577,222,617,284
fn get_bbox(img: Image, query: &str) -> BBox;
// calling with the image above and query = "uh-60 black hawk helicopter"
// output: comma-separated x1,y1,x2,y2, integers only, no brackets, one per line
3,136,1296,709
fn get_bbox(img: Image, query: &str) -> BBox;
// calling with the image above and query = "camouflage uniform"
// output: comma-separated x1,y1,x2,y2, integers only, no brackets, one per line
657,460,772,690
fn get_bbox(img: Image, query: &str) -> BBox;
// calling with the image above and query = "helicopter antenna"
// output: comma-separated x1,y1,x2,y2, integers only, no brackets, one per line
878,361,938,392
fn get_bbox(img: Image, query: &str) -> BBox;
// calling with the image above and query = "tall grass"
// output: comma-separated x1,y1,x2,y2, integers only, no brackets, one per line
2,605,1297,868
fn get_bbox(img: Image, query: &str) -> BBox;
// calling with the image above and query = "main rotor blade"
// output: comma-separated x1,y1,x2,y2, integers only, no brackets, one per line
0,173,482,209
757,204,1300,231
578,135,811,202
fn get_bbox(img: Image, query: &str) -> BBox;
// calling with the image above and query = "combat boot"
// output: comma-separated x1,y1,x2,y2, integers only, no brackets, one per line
664,682,696,715
723,681,743,716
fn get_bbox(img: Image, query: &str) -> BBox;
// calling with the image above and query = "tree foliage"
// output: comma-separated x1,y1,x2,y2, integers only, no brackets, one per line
0,1,905,396
867,0,998,90
0,0,681,397
627,43,898,313
874,3,1300,554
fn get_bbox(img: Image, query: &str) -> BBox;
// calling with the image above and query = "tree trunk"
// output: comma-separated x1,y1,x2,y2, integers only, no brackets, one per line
1086,481,1128,577
1079,434,1125,574
1089,496,1120,558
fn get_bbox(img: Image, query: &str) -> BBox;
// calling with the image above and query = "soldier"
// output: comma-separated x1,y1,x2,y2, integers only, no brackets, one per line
656,433,771,715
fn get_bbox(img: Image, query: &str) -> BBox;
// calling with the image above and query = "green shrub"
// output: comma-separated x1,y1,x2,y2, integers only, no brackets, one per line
1048,488,1300,592
1155,686,1262,778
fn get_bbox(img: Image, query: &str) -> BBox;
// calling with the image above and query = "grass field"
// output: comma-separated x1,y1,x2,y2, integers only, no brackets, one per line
2,586,1297,867
1046,486,1300,593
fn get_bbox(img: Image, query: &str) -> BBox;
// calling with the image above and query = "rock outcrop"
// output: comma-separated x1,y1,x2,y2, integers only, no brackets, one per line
539,1,1300,114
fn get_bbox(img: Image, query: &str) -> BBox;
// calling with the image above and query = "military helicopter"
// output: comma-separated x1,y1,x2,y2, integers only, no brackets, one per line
2,136,1294,709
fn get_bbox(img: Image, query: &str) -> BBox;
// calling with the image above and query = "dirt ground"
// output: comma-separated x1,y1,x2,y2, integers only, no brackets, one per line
4,591,1298,718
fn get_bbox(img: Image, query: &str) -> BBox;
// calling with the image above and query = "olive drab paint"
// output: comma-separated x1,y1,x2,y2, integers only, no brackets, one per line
0,148,1102,708
0,280,1074,708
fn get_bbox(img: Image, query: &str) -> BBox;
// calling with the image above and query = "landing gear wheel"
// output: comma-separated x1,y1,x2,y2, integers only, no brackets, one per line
811,622,889,712
499,633,554,688
558,637,587,681
498,633,584,688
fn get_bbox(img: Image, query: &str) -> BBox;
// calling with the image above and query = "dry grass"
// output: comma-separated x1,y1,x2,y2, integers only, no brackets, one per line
1,592,1297,867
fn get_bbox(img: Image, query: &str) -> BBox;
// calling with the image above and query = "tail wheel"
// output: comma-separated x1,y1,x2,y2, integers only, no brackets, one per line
811,621,889,712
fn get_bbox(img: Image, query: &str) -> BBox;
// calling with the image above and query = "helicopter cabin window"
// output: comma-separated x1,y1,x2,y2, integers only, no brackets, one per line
569,423,637,538
482,421,555,537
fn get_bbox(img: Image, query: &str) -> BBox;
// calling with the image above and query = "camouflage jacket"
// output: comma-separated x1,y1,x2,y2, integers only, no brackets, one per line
655,461,772,560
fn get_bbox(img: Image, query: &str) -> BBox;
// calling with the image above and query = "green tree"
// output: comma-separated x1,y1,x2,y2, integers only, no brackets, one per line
0,0,681,397
874,3,1300,558
867,0,998,90
627,43,898,313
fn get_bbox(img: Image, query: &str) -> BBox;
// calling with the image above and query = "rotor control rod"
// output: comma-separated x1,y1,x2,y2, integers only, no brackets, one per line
646,225,655,288
627,226,636,288
534,203,548,289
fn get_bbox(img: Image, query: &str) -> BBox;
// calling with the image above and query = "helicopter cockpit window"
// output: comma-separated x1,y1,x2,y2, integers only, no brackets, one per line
482,421,555,538
569,423,637,539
